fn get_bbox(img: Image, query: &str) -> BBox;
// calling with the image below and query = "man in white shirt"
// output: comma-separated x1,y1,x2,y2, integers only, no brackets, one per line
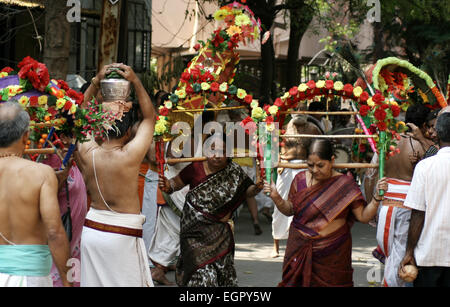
400,112,450,286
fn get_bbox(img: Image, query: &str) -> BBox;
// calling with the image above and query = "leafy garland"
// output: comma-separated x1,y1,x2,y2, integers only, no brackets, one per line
373,57,447,109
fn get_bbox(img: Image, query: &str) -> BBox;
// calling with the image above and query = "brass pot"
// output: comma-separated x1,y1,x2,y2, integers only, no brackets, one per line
100,78,131,102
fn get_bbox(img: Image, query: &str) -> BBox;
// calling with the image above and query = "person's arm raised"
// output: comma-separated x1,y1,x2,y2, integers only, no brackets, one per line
39,165,72,287
116,64,156,161
81,64,110,109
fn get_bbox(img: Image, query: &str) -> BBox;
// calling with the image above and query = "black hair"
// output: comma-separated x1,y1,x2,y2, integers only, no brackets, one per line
80,82,91,94
308,101,326,112
426,109,440,123
153,90,169,108
436,113,450,143
106,110,135,140
405,103,430,127
308,139,334,161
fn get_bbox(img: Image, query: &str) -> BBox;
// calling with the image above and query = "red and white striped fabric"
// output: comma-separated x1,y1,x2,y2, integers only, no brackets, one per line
383,178,411,202
376,178,412,287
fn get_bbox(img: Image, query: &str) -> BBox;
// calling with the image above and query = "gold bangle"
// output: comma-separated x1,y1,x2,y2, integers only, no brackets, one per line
373,194,383,202
91,77,100,89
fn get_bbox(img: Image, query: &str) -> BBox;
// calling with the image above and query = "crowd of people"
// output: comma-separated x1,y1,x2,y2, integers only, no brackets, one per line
0,63,449,287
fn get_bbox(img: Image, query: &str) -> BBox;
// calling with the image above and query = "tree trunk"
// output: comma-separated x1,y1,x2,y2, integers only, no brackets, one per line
260,35,276,102
286,1,313,88
43,0,71,80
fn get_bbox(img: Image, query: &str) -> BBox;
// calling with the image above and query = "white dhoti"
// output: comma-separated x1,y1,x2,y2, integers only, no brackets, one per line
142,169,159,266
376,178,412,287
148,187,188,267
148,161,189,268
80,208,154,287
272,160,305,240
0,244,53,287
0,274,53,287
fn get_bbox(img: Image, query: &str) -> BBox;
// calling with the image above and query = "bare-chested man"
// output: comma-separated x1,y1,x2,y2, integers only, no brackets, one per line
75,64,156,287
271,103,322,257
0,101,71,287
364,103,431,287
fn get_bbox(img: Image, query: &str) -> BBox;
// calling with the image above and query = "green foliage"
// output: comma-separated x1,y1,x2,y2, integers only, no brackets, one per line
372,0,450,92
142,56,188,95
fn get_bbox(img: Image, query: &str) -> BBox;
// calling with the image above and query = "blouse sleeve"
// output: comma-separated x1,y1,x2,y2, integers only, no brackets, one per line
288,173,303,204
178,163,194,186
350,198,366,210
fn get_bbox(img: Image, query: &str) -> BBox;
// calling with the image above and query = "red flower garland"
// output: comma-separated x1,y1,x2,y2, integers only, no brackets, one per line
18,56,50,92
374,107,387,121
359,105,371,117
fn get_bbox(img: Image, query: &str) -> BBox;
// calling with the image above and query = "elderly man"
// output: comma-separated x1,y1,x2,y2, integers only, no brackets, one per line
76,64,156,287
399,112,450,286
0,101,71,287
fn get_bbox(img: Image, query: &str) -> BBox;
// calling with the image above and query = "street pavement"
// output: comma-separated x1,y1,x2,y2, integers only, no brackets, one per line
158,205,383,287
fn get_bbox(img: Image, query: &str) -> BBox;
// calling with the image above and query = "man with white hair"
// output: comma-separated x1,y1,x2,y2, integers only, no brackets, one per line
0,101,71,287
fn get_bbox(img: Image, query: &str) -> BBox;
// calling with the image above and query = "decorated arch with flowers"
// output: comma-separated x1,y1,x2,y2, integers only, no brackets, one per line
0,56,113,165
152,2,266,175
153,2,261,141
242,76,413,186
372,57,447,110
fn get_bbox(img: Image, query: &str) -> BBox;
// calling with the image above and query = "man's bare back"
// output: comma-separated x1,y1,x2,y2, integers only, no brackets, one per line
76,63,156,215
76,142,143,214
0,158,57,245
384,134,426,181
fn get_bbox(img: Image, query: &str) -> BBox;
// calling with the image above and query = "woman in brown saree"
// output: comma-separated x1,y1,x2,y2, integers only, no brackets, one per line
264,139,388,287
159,134,263,287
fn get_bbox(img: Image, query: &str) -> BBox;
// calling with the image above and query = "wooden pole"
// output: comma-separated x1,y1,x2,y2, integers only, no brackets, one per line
170,106,247,113
281,134,376,139
277,162,378,169
165,157,378,169
25,148,57,155
279,111,358,115
30,122,64,128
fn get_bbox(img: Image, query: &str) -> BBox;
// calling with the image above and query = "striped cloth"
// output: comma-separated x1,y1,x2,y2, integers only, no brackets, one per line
376,178,412,287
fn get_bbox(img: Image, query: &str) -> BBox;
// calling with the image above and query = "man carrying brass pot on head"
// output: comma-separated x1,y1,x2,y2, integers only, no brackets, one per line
76,63,156,287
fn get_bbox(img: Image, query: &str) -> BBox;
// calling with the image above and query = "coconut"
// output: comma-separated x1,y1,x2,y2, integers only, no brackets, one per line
399,265,418,282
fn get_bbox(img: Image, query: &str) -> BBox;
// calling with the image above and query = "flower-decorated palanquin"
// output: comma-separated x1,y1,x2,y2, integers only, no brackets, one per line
0,57,113,163
154,2,262,139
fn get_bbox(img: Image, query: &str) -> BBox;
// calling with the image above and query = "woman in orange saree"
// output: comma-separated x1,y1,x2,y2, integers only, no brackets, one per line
264,139,388,287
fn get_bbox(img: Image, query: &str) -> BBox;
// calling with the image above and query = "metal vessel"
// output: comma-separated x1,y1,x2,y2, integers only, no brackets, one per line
100,78,131,102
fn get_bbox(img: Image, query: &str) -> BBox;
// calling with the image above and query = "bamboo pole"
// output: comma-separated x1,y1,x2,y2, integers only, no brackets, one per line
29,122,63,128
277,162,378,169
281,134,376,139
166,155,256,164
167,157,207,163
279,111,358,115
24,148,57,155
165,157,378,169
170,106,247,113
